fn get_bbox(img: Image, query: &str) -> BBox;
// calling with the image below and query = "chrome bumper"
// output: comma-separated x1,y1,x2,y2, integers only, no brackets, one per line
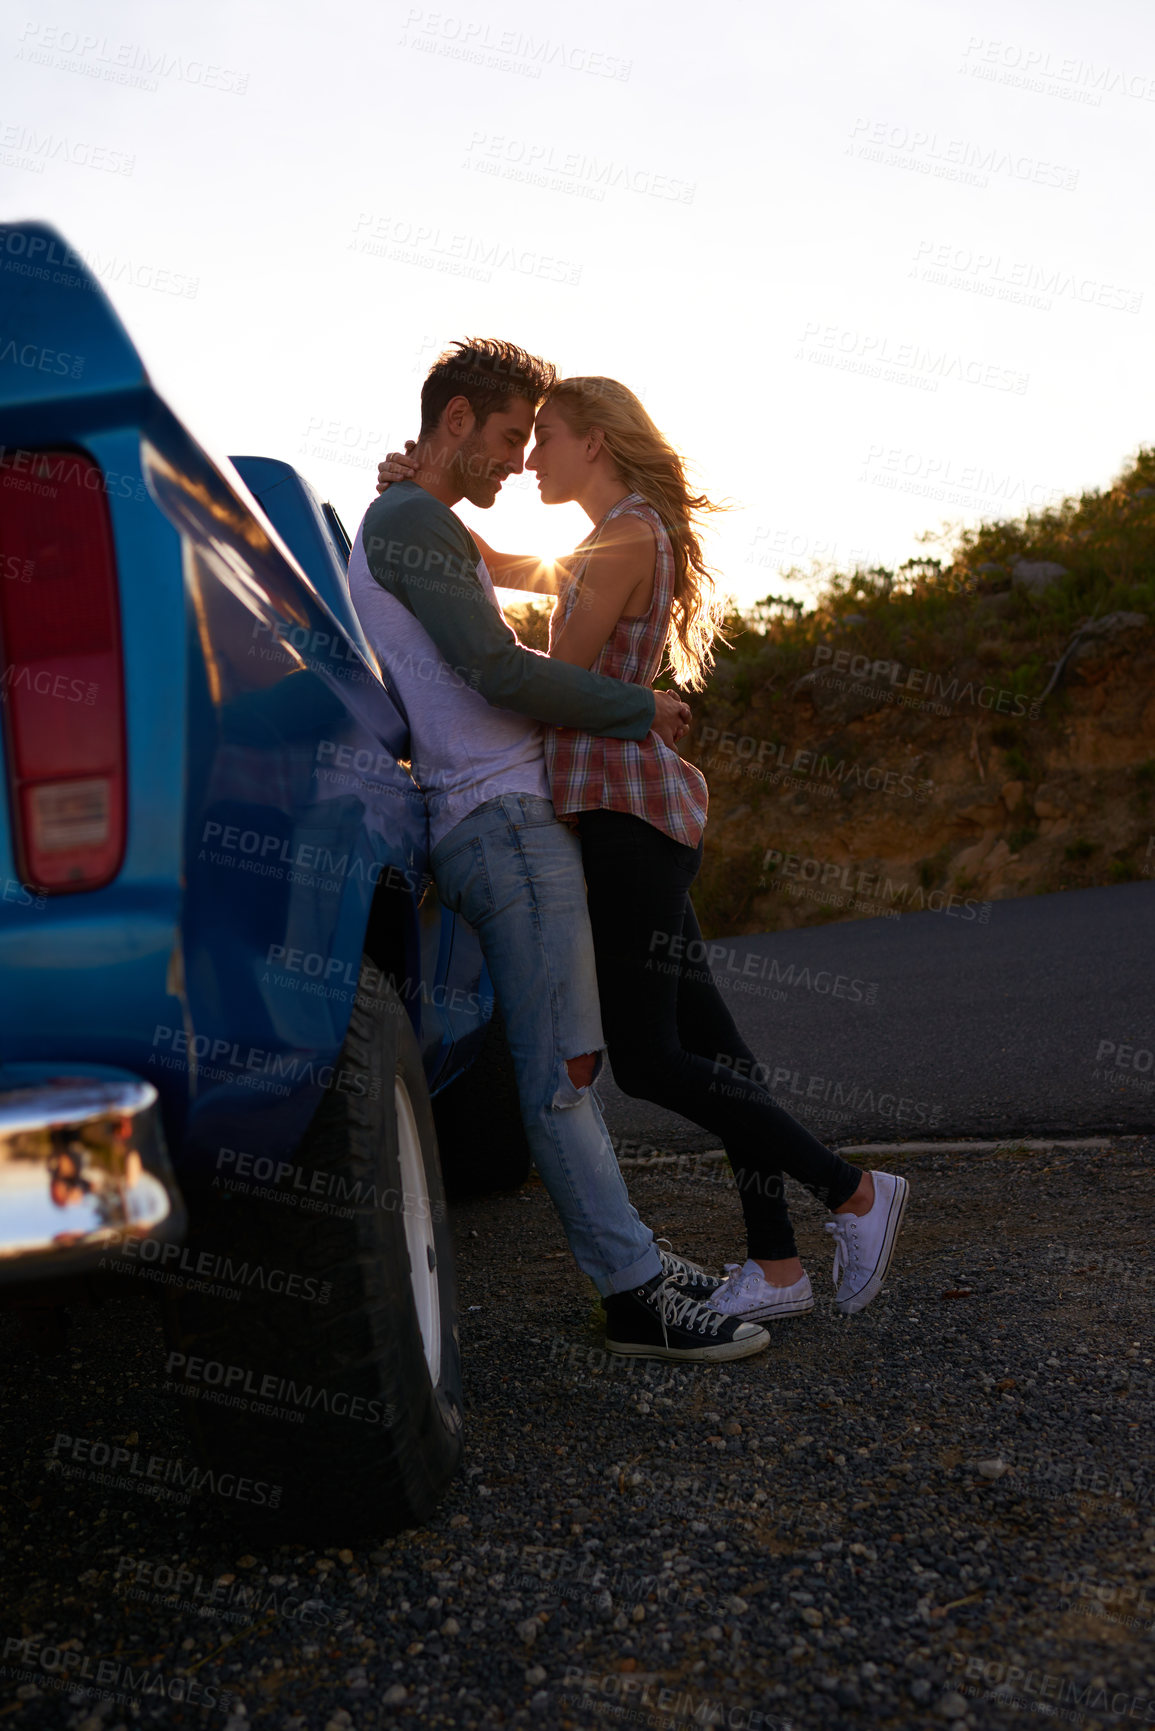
0,1069,184,1281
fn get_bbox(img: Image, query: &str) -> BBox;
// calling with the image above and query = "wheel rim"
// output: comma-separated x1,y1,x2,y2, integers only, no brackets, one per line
394,1074,442,1385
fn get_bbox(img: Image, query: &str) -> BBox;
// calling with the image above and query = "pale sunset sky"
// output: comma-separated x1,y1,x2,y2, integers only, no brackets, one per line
4,0,1153,610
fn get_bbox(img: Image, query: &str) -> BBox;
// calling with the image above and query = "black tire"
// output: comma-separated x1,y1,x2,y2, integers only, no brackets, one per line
432,1003,533,1197
164,959,462,1543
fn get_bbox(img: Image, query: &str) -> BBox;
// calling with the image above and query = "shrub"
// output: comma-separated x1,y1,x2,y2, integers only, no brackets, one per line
695,844,767,939
917,844,953,889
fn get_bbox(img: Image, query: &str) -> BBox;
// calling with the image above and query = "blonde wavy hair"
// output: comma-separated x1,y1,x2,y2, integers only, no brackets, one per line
547,376,726,690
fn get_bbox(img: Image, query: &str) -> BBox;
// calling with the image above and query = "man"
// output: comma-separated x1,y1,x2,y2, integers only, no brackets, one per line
348,338,767,1363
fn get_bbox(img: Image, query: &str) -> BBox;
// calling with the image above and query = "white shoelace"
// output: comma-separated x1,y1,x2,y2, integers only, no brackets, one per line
648,1276,726,1343
825,1217,860,1287
657,1246,700,1281
656,1243,718,1290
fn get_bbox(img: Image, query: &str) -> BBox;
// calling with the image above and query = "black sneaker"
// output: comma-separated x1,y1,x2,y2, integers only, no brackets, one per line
656,1244,725,1304
603,1275,770,1363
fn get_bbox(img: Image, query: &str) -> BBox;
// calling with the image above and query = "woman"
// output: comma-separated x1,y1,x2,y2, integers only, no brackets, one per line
378,378,908,1320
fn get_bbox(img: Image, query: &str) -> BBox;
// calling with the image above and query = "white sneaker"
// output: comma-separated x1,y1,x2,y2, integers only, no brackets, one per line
709,1259,815,1321
824,1170,909,1315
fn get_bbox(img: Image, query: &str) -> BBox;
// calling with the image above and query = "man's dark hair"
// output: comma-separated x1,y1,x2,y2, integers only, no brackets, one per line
419,338,557,436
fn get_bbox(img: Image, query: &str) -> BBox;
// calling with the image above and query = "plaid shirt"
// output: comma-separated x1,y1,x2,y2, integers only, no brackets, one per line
544,494,708,849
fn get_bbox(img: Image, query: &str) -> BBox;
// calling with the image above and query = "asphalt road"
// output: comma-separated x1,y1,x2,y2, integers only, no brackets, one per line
599,881,1155,1152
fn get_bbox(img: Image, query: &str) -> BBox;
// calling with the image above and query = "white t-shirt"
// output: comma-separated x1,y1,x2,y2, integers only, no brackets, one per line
347,510,551,848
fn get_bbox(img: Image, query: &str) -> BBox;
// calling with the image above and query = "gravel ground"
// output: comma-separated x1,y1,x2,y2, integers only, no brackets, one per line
2,1138,1154,1731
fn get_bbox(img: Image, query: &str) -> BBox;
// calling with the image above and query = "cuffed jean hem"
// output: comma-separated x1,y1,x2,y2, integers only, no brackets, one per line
597,1245,663,1299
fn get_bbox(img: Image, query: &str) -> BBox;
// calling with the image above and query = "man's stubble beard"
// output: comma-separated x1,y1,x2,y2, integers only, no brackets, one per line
453,429,502,508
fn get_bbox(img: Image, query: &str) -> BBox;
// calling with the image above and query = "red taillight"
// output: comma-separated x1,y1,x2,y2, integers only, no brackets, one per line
0,448,126,892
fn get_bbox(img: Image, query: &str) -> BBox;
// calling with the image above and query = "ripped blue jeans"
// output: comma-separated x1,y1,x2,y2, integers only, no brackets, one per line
431,793,661,1296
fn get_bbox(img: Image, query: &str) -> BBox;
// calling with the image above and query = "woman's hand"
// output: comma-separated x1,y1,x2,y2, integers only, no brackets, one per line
651,689,692,749
375,441,418,495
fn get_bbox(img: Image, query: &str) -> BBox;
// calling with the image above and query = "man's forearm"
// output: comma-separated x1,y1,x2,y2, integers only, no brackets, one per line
395,555,652,737
471,638,655,738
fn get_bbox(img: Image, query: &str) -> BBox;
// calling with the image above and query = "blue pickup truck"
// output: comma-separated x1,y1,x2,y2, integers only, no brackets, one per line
0,221,526,1540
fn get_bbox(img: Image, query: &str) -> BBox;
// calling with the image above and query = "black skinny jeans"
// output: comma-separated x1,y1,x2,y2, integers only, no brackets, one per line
578,808,862,1261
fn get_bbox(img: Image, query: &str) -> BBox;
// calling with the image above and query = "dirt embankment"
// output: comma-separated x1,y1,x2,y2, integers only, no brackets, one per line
689,606,1154,938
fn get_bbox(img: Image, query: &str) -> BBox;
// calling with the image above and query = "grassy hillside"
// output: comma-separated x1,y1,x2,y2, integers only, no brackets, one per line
688,447,1155,936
